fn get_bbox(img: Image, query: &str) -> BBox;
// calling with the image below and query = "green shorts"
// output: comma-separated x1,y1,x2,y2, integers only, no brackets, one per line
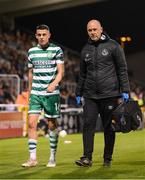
28,94,60,118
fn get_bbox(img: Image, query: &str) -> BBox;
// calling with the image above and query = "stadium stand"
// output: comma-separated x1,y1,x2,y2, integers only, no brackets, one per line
0,24,145,138
0,27,82,137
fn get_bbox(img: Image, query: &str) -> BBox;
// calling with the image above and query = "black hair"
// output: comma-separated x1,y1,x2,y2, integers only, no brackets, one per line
36,24,50,31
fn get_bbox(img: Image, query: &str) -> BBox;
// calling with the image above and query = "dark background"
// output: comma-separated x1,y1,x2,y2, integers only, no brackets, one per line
15,0,145,54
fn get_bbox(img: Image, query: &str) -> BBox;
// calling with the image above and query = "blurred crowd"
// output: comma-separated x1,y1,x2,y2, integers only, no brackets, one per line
0,28,145,111
0,28,80,109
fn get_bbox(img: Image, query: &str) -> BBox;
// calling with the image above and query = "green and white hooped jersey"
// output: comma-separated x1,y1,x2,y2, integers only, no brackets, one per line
28,43,64,96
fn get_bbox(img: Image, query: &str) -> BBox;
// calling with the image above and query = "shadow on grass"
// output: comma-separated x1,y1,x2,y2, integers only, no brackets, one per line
49,166,129,179
0,164,48,179
0,160,145,179
50,160,145,179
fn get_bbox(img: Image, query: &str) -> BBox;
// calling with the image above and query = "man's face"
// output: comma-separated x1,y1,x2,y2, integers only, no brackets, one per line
35,29,51,47
87,20,103,41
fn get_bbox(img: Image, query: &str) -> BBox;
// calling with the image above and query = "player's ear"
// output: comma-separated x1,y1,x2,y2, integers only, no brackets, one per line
35,33,38,40
48,32,51,38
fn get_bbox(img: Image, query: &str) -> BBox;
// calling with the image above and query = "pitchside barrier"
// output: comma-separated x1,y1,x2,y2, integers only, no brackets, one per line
0,104,28,139
0,104,104,139
0,104,144,139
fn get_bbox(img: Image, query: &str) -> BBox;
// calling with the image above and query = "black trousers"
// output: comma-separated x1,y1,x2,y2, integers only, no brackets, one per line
82,97,118,161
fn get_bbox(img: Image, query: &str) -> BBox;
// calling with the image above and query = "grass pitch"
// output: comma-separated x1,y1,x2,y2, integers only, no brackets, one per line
0,129,145,179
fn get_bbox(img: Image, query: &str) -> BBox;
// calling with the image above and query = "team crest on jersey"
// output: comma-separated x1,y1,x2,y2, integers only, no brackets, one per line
101,49,109,56
47,52,54,59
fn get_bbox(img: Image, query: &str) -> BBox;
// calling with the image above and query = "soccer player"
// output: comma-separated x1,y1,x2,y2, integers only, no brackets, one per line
22,24,64,167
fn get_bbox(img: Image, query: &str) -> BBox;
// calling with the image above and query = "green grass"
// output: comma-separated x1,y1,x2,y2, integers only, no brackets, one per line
0,129,145,179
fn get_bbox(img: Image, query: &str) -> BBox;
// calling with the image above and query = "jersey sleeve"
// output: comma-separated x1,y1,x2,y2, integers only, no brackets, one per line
28,51,33,68
56,47,64,64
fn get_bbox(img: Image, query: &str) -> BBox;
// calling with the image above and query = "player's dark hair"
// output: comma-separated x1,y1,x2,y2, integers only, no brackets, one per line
36,24,50,31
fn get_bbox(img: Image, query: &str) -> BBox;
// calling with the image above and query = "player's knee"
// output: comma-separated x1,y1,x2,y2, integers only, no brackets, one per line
28,121,36,130
48,120,57,130
49,123,55,130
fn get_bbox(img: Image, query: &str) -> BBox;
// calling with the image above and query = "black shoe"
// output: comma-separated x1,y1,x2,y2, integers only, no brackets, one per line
75,156,92,167
103,159,111,167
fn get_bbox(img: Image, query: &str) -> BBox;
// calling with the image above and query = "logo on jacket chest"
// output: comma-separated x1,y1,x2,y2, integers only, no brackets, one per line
101,49,109,56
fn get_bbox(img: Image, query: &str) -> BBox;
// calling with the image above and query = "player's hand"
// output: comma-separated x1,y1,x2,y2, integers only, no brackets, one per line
47,83,56,92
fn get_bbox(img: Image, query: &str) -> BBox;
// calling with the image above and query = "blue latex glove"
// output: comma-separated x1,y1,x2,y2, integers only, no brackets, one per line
122,93,129,102
76,96,81,105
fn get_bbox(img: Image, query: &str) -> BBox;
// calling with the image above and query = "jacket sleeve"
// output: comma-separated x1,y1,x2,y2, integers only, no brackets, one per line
75,52,87,96
113,43,130,93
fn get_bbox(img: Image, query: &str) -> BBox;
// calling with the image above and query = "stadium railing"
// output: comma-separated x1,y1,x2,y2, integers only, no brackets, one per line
0,74,20,98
